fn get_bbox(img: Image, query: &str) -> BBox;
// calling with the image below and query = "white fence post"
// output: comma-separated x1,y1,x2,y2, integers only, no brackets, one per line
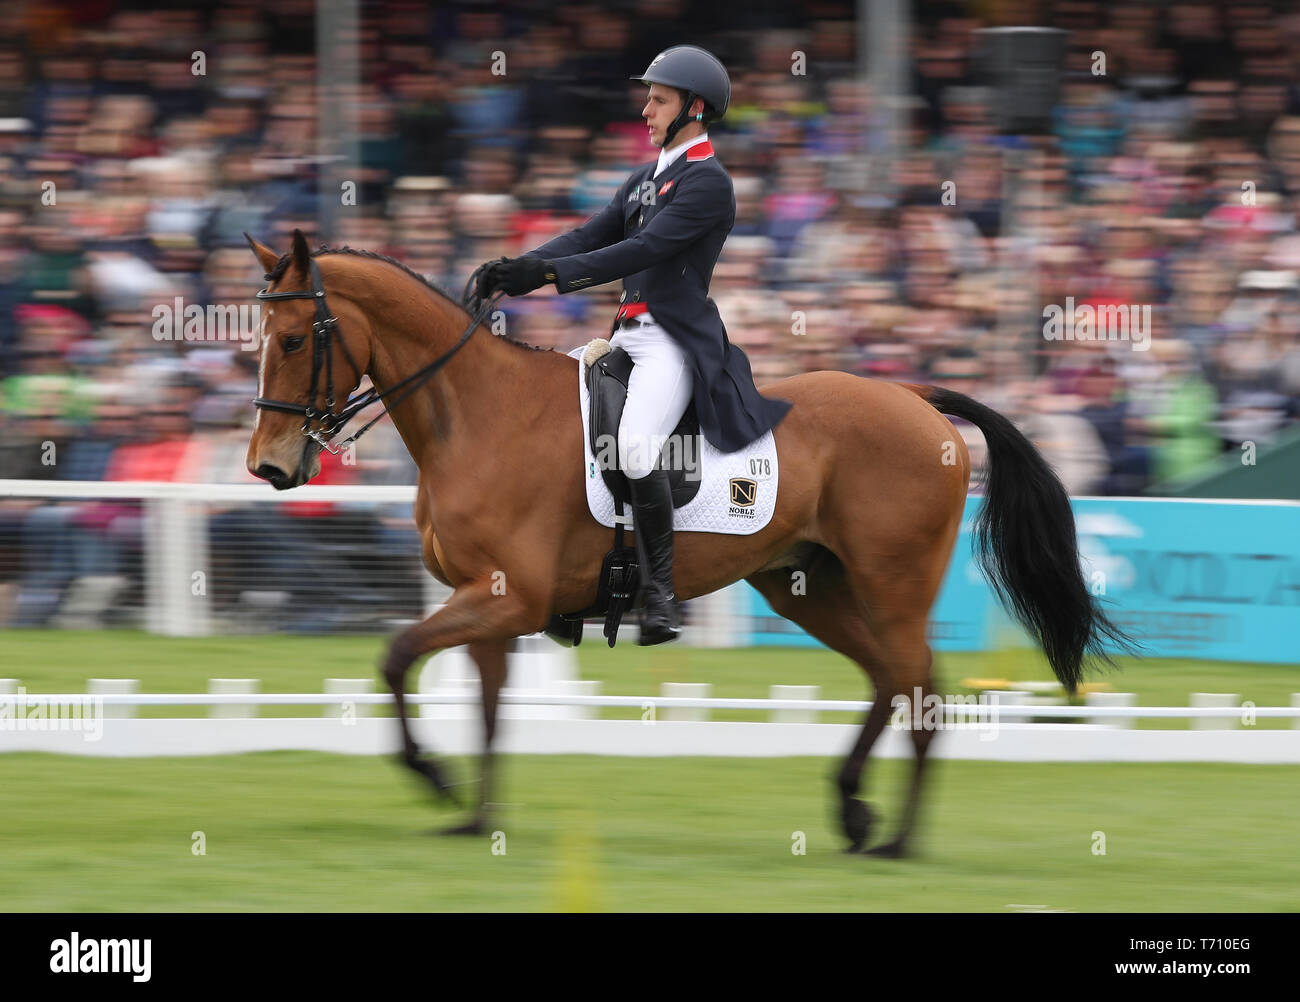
1085,691,1137,729
660,682,712,721
324,678,375,718
975,690,1031,725
145,497,209,636
770,685,820,723
556,680,602,720
684,583,743,647
500,634,583,720
208,678,259,718
1191,692,1239,730
417,647,477,720
88,678,138,719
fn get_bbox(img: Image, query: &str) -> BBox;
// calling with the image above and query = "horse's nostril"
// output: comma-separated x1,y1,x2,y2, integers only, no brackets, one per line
254,463,290,488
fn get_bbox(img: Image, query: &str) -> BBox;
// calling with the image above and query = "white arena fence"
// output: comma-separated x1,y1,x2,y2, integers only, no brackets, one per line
5,480,1299,763
2,670,1299,762
0,479,742,641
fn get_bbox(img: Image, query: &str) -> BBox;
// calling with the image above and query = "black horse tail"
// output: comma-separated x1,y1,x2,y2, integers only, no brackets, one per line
916,386,1134,693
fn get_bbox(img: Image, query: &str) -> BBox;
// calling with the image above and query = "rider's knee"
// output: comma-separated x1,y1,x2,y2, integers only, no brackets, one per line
618,428,659,480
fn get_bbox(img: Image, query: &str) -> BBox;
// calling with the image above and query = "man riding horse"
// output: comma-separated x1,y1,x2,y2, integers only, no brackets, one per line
475,45,791,645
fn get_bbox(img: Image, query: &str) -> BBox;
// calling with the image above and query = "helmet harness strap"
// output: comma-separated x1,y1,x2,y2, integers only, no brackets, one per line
663,89,703,148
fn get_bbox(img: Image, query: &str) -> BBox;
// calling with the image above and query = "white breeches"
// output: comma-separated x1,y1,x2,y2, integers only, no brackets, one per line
612,317,695,480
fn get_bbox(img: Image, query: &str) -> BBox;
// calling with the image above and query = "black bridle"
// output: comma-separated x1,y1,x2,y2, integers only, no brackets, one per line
252,257,502,454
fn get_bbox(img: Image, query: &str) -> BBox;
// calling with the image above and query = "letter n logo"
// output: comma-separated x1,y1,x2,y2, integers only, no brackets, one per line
729,478,757,507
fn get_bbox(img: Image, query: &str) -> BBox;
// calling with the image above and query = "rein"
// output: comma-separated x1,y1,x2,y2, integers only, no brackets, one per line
252,257,503,454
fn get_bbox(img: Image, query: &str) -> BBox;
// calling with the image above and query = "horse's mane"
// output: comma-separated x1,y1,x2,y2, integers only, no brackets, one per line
266,244,554,354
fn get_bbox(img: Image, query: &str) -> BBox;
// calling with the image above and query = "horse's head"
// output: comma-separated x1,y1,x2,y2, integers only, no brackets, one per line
243,230,372,489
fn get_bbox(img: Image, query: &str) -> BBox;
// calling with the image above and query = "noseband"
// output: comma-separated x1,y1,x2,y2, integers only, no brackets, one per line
252,258,501,454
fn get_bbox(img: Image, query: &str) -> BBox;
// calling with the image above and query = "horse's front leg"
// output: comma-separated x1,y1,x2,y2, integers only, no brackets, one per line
440,638,511,836
380,578,542,806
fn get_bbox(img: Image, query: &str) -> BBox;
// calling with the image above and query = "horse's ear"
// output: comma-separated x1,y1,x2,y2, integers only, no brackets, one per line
244,232,280,276
291,228,312,275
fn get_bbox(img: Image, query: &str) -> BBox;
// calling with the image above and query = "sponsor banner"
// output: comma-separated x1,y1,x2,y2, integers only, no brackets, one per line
745,497,1300,664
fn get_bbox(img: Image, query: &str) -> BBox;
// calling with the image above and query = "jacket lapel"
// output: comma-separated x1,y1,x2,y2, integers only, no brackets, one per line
651,151,695,199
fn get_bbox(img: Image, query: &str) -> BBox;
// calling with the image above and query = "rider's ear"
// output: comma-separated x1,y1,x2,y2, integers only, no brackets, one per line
244,233,281,276
291,228,312,276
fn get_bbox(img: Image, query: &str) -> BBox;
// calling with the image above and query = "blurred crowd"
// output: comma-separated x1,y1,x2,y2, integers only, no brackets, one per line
3,0,1300,627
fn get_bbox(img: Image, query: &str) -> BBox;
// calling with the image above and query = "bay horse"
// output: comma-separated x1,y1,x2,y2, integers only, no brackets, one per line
244,230,1127,856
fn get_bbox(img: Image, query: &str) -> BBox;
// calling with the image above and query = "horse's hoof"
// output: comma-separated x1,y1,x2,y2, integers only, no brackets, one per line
841,797,875,852
402,754,463,807
864,839,908,859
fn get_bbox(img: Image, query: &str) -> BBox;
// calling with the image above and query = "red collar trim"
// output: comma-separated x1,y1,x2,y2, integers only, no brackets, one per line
685,140,714,162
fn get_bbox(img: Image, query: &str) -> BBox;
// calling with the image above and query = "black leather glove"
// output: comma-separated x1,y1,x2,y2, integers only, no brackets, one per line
474,256,508,300
496,256,556,296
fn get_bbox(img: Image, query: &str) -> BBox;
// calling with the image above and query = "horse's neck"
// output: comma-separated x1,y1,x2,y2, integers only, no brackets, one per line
364,292,539,467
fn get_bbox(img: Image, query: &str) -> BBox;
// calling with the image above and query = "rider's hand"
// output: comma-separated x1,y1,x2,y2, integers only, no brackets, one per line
495,256,557,296
474,256,508,300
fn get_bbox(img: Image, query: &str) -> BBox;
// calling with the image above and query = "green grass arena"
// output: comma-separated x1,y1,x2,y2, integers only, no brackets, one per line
2,630,1297,911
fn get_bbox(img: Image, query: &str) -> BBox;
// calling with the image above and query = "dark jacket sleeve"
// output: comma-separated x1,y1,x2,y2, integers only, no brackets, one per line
549,171,729,293
522,184,626,262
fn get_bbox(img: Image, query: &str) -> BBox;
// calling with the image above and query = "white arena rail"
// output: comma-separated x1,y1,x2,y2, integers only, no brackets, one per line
0,479,744,641
3,681,1299,763
1,479,430,637
0,480,418,501
5,481,1299,763
7,691,1300,718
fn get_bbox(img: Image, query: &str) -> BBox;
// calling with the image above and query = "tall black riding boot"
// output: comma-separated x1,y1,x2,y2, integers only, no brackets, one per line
627,468,680,645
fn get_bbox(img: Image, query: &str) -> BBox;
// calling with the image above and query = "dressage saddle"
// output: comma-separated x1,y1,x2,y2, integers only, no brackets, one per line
543,340,702,648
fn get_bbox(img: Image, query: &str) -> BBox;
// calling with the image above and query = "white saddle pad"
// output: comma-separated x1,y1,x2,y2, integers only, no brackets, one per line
568,342,778,535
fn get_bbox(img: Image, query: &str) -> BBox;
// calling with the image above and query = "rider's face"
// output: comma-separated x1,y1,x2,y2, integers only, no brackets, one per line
642,83,685,148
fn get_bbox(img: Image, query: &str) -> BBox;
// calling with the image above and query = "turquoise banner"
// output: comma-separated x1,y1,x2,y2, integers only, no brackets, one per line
744,497,1300,664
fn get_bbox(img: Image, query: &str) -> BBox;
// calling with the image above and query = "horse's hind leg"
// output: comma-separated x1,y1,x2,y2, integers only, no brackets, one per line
859,617,936,859
747,554,892,853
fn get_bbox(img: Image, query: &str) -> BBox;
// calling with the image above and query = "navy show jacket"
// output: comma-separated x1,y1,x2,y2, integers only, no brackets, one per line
524,140,792,453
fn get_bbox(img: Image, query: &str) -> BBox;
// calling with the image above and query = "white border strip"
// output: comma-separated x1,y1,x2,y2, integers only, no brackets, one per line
8,692,1300,719
4,717,1300,762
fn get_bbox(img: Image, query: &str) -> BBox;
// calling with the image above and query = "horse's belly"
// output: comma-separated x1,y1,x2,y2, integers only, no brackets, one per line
422,528,453,586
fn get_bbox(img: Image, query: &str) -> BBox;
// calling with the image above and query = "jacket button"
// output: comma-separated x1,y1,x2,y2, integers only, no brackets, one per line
638,212,644,226
632,292,640,302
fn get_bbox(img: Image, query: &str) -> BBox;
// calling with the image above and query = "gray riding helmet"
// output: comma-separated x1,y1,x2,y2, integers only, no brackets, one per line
632,45,731,145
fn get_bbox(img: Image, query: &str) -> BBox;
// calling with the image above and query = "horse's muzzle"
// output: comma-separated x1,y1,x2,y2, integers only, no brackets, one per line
253,463,297,490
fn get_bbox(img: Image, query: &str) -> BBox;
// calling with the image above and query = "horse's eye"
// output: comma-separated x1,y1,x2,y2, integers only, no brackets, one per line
284,335,305,352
